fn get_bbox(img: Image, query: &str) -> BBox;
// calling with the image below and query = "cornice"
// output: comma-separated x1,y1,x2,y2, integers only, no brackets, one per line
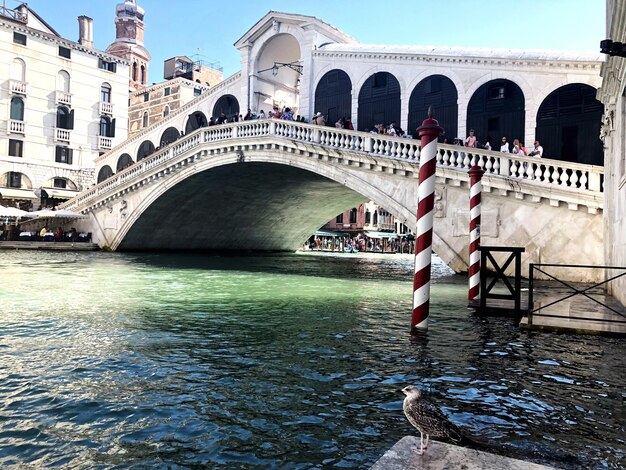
0,19,130,65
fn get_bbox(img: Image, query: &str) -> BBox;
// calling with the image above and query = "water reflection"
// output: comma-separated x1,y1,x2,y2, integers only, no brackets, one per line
0,251,624,468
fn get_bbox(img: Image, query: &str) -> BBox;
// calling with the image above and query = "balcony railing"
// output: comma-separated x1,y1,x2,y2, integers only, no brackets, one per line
8,120,25,134
10,79,27,95
98,136,113,150
99,102,113,115
55,128,71,142
55,90,72,107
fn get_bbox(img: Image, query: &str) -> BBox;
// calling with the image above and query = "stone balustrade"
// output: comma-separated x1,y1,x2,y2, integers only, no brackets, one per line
9,79,27,95
55,90,72,107
9,119,25,134
55,128,71,142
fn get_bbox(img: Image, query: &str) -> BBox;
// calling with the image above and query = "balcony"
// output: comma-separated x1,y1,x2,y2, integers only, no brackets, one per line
98,135,113,150
10,79,27,95
55,128,71,143
55,90,72,107
8,119,25,135
99,101,113,115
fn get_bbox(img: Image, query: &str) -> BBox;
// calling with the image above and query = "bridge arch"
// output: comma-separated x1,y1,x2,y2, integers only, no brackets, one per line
314,69,352,127
184,111,208,134
212,95,240,120
160,126,180,147
97,165,113,183
467,79,525,146
536,83,603,164
408,75,458,140
116,153,133,171
357,71,401,132
137,140,155,162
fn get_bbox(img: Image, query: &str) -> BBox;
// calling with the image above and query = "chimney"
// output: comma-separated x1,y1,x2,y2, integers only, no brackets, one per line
78,16,93,48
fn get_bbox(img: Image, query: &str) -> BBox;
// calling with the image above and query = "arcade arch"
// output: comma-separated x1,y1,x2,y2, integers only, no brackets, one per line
116,153,133,171
314,69,352,127
408,75,458,140
357,72,401,132
185,111,208,134
137,140,155,161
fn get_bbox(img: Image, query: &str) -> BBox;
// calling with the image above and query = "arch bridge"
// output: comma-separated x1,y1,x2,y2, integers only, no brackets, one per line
61,119,604,283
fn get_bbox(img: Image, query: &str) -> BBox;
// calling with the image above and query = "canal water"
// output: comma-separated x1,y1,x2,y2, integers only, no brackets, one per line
0,251,624,469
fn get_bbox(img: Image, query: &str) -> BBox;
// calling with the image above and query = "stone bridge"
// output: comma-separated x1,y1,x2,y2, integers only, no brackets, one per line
60,119,604,282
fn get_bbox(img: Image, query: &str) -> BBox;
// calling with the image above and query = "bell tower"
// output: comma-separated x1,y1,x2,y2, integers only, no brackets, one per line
105,0,151,90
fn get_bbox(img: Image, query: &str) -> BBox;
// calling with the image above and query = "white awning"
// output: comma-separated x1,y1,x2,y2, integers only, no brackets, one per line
365,230,398,239
41,187,79,199
0,187,37,200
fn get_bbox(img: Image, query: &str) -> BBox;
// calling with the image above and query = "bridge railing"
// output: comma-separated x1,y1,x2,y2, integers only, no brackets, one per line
63,119,604,212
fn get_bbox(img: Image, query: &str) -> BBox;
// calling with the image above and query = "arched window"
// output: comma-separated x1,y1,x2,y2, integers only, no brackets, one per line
365,210,371,224
160,127,180,147
136,140,155,161
408,75,458,140
100,116,113,137
140,64,146,84
142,112,148,128
116,153,134,171
11,58,25,82
357,72,401,132
314,69,352,128
373,211,379,225
10,97,24,121
97,165,113,183
101,83,112,103
57,70,70,92
56,106,73,129
163,105,170,118
132,62,138,82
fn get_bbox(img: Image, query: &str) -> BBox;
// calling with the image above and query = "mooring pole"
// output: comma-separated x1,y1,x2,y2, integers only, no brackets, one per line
411,108,443,334
468,165,485,301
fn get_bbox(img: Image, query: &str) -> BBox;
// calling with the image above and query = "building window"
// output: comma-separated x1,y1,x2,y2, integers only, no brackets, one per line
164,87,171,96
98,59,117,72
10,96,24,121
365,210,371,224
140,64,146,84
8,172,22,188
55,146,73,165
56,107,74,129
373,211,378,225
143,92,150,102
373,72,387,88
13,32,27,46
349,208,357,224
488,84,505,100
335,213,344,223
53,178,67,189
142,112,148,128
101,83,111,103
57,70,70,92
58,46,71,59
193,88,202,97
132,62,138,81
99,116,116,137
163,106,170,118
9,139,23,158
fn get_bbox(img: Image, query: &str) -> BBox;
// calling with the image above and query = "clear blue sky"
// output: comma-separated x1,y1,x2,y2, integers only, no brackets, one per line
15,0,606,80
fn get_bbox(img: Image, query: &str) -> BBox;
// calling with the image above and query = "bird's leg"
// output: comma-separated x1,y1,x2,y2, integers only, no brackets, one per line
418,432,425,455
424,433,430,449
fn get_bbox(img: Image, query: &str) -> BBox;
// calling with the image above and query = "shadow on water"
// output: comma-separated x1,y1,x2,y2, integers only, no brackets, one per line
0,251,624,468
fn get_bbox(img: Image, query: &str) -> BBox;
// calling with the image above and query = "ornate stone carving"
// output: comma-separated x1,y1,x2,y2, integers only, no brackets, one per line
434,187,445,218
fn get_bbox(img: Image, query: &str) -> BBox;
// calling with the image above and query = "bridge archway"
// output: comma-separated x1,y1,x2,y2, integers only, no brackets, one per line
116,153,133,171
137,140,155,162
536,84,603,164
408,75,458,140
160,126,180,146
314,69,352,127
467,79,525,147
357,72,401,132
97,165,113,183
212,95,239,120
184,112,208,134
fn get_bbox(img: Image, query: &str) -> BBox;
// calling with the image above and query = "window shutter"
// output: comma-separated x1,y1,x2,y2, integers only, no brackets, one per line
68,148,73,165
55,146,61,160
111,118,116,138
69,109,75,129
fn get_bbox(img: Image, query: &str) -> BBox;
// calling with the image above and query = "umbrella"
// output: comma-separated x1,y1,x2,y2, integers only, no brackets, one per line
0,205,28,218
53,209,87,219
25,208,87,220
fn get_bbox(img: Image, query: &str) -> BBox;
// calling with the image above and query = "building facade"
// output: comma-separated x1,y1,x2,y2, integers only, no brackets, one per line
0,3,129,208
597,0,626,306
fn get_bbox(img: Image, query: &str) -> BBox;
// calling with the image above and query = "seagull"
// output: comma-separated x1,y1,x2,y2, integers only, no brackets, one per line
401,385,464,455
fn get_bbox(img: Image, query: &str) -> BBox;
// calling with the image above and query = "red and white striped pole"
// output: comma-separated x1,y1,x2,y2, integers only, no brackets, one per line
468,165,485,301
412,109,442,334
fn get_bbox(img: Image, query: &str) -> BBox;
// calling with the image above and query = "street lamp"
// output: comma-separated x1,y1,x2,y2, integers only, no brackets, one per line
600,39,626,58
258,61,303,76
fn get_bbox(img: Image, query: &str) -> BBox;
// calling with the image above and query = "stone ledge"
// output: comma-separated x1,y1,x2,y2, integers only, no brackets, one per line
370,436,555,470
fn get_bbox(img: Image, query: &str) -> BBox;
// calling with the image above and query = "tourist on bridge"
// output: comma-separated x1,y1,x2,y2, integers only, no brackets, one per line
483,136,492,151
500,136,510,152
216,112,227,125
312,112,325,126
258,110,266,119
465,129,477,148
529,140,544,158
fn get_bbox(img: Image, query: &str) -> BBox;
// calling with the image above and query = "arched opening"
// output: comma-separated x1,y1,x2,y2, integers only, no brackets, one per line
56,106,73,129
57,70,70,92
11,58,25,82
136,140,155,161
160,127,180,147
163,105,170,118
132,62,138,82
99,116,115,137
116,153,134,171
408,75,458,140
142,112,148,128
314,69,352,127
536,84,604,164
467,79,525,147
357,72,401,132
212,95,239,121
10,96,24,121
97,165,113,183
140,64,146,84
101,82,112,103
185,111,209,134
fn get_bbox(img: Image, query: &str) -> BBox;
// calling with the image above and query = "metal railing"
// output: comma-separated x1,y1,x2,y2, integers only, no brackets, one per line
528,264,626,325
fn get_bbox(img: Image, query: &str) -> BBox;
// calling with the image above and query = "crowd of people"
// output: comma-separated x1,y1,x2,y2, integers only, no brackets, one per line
447,128,544,158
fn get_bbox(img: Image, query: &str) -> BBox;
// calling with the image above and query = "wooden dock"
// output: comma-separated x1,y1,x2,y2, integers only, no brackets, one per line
0,241,99,251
